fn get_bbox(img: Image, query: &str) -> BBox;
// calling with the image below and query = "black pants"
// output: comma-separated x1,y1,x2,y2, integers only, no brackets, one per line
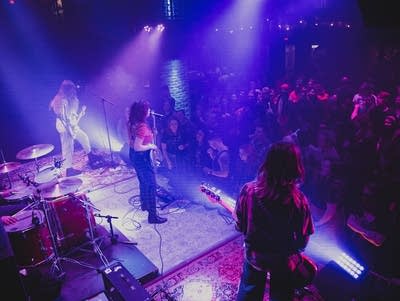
129,149,158,218
237,259,295,301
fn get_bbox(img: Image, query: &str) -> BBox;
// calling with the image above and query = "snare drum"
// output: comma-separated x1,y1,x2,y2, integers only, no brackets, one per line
48,192,96,252
5,210,53,267
35,164,61,184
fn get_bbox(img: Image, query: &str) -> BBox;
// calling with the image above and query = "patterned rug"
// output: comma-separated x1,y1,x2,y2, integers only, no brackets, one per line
144,235,324,301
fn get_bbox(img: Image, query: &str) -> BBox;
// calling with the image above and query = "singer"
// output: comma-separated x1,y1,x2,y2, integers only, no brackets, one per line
128,100,167,224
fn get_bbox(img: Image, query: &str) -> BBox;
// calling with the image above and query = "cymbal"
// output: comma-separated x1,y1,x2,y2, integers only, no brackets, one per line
39,177,83,199
16,144,54,160
0,162,21,174
3,186,35,200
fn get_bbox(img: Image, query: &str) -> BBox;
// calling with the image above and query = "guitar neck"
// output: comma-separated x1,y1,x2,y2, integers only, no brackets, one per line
200,183,236,213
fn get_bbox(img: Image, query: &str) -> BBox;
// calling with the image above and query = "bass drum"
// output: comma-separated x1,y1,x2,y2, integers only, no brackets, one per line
48,192,96,252
5,210,53,267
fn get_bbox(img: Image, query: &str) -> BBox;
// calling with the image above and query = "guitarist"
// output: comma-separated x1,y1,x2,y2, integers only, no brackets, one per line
234,141,315,301
50,80,98,177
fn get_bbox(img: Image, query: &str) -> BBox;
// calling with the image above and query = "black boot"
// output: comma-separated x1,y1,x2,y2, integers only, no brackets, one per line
148,215,167,224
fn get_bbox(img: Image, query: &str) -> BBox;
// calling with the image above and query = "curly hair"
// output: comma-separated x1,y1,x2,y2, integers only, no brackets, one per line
129,100,150,125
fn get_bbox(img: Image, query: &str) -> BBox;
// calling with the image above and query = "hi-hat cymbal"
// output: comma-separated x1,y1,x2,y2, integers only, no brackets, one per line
16,144,54,160
0,162,21,174
38,177,83,199
3,186,35,200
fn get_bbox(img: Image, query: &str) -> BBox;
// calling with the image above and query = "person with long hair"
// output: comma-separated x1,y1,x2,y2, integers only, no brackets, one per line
234,141,314,301
128,100,167,224
49,80,99,176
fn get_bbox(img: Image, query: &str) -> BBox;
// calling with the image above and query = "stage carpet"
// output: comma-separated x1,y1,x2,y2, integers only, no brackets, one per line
144,235,324,301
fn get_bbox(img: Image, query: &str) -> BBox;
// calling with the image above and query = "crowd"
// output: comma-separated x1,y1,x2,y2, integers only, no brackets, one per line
130,69,400,277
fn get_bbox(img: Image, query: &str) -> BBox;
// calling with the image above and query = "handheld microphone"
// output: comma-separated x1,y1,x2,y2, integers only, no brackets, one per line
150,110,164,117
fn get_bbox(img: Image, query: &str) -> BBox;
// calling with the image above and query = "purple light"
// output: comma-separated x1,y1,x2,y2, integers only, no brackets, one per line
144,25,151,32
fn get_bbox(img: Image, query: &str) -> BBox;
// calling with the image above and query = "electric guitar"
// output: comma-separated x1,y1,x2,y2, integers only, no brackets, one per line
199,182,317,289
199,182,236,213
65,105,86,139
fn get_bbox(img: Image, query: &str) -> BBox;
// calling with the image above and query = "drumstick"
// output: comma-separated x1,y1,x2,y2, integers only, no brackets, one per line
12,203,37,218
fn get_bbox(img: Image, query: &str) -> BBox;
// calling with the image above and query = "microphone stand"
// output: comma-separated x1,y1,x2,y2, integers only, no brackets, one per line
101,97,119,169
94,213,137,245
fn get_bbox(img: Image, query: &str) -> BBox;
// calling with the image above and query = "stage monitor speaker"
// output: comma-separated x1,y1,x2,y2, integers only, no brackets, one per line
100,261,151,301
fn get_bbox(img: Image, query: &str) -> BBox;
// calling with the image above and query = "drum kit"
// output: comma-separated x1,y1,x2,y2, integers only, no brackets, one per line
1,144,107,279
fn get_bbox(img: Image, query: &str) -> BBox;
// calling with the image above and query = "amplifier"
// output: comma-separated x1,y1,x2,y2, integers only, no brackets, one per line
100,261,151,301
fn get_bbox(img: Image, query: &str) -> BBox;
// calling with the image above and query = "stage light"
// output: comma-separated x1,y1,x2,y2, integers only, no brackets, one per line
156,24,165,32
144,25,152,32
334,253,366,279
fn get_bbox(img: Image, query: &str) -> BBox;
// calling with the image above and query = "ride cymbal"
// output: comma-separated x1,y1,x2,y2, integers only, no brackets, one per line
16,144,54,160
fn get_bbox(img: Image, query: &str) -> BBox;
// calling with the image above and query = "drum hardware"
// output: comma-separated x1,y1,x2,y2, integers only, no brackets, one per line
64,193,110,267
35,188,100,280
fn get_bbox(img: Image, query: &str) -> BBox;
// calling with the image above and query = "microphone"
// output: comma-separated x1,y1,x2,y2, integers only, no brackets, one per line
150,110,164,117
